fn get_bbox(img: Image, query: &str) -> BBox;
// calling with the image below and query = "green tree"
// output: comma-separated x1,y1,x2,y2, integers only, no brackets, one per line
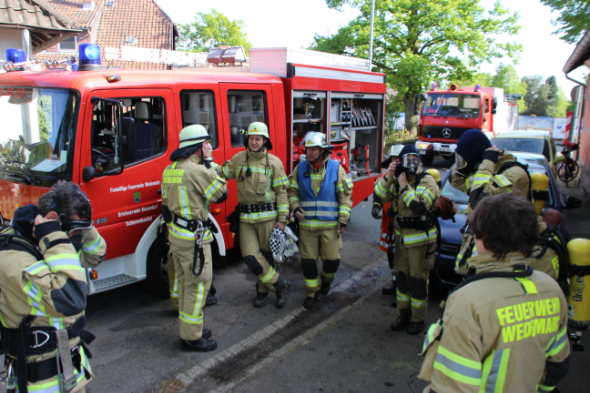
520,75,572,117
177,9,252,55
310,0,522,136
491,64,528,112
540,0,590,44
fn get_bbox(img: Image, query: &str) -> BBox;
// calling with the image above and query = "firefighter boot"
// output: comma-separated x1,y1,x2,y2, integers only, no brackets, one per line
205,291,217,307
303,292,320,310
382,254,396,295
254,292,269,308
320,279,331,295
180,337,218,352
391,308,411,331
274,277,287,309
407,321,425,335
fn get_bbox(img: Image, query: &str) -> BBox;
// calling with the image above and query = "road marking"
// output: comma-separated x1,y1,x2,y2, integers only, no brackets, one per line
174,256,389,391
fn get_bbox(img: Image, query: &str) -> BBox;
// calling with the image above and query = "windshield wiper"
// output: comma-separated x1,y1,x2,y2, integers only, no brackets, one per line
2,161,41,185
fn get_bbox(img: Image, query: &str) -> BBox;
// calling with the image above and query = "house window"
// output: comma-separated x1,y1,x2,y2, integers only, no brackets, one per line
59,37,77,52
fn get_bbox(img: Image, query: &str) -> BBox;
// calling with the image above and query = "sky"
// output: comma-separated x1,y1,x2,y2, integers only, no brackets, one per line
157,0,587,96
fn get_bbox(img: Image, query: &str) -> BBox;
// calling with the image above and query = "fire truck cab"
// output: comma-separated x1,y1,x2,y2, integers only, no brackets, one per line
0,46,386,296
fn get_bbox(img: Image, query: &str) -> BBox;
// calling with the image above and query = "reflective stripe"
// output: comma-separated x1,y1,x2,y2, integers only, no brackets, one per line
170,271,179,299
192,282,205,316
25,262,49,275
310,174,323,180
403,228,438,245
24,281,46,316
301,201,339,207
515,277,539,295
339,206,351,216
403,191,417,205
416,186,434,204
423,323,438,352
179,186,192,219
52,318,63,330
434,346,482,386
290,181,299,190
299,220,338,229
27,378,61,393
304,210,338,217
83,234,103,255
480,348,510,393
336,184,344,193
204,179,224,201
277,204,289,213
345,179,353,188
473,174,493,186
397,289,410,303
273,176,289,187
44,253,83,273
494,174,512,187
179,311,203,324
537,384,555,392
375,182,388,198
248,167,272,175
322,271,335,279
289,196,300,204
546,326,567,357
305,277,321,287
411,297,428,308
260,266,276,283
240,211,278,222
169,222,196,240
223,165,232,178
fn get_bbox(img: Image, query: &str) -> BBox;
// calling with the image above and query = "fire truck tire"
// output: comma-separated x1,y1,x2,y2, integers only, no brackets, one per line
141,240,170,298
421,155,434,166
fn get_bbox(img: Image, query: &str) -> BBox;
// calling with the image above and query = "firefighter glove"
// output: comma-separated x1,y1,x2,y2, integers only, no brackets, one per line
371,203,382,219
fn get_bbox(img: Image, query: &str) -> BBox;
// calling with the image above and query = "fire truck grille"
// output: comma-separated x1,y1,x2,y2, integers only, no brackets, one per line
93,274,138,293
422,126,470,140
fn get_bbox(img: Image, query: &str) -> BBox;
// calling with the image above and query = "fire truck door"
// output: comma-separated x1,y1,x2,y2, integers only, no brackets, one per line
482,97,491,133
79,88,175,260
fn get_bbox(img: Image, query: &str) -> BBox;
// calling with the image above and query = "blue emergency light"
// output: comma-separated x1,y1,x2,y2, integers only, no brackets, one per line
78,44,102,71
6,48,27,63
475,84,481,92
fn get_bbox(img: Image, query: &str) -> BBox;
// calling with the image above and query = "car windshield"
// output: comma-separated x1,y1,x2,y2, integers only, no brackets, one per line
422,93,481,118
0,87,78,185
492,138,544,155
441,161,554,207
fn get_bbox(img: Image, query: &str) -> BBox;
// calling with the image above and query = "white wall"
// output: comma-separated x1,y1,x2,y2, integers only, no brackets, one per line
0,28,23,61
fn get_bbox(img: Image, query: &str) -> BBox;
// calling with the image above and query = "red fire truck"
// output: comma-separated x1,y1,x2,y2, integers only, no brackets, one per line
413,84,519,165
0,46,386,296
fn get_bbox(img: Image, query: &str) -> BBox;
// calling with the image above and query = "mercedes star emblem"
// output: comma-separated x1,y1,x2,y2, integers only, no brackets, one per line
442,128,452,138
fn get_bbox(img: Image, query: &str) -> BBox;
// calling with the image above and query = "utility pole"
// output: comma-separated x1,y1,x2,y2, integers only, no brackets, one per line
369,0,375,69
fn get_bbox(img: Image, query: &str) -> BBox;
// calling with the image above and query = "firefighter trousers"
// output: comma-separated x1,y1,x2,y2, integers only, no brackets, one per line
171,242,213,340
396,241,435,323
168,251,179,312
299,226,342,298
240,220,282,294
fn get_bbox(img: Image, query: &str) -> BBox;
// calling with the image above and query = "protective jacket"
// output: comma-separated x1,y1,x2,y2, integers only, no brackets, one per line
419,252,570,393
0,223,93,392
394,170,440,248
453,152,530,271
289,155,353,231
79,227,106,268
162,155,227,246
219,149,289,223
374,175,398,253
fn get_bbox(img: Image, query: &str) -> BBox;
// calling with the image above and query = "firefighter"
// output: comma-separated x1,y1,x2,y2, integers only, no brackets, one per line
372,144,404,305
161,125,228,352
290,132,353,310
390,145,440,334
419,193,570,392
167,154,219,313
218,122,290,308
451,129,530,274
0,181,97,393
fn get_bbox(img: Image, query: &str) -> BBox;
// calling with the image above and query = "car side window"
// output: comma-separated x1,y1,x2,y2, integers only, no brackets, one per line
90,97,167,173
227,90,267,147
180,91,218,149
484,99,490,113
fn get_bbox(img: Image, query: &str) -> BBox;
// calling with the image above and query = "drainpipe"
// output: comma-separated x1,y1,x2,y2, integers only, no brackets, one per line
22,29,32,59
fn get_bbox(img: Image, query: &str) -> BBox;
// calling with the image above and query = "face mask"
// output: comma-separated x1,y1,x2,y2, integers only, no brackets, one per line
69,234,83,252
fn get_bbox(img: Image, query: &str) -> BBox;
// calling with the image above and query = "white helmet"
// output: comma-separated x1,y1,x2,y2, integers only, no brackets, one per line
385,144,404,159
302,132,331,150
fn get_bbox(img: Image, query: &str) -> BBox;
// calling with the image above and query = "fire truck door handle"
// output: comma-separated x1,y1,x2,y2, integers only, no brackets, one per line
157,190,162,195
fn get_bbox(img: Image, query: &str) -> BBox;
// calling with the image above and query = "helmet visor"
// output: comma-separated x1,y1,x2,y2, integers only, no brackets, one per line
455,152,468,171
402,153,420,169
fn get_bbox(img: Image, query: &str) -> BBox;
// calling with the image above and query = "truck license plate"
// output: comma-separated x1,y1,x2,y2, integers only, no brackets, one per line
440,146,450,152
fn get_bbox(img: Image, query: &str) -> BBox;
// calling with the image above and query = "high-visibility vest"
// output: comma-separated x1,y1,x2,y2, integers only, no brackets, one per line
297,159,339,221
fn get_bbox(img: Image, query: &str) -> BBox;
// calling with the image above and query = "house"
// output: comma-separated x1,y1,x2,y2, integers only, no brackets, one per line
563,28,590,192
1,0,178,70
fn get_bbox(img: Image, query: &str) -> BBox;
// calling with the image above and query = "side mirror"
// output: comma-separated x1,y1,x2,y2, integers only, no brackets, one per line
491,97,498,114
83,166,96,182
564,196,583,209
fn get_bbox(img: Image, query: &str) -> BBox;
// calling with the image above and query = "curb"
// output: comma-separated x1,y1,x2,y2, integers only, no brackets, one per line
173,256,389,391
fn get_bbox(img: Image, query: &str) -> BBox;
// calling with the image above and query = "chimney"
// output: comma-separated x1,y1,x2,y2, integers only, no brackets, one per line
82,0,95,10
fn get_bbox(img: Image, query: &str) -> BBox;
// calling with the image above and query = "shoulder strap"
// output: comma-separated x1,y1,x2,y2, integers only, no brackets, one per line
498,161,532,200
0,234,43,261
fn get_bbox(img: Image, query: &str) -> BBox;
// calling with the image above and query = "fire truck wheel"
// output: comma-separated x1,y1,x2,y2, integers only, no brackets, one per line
141,240,170,298
421,155,434,166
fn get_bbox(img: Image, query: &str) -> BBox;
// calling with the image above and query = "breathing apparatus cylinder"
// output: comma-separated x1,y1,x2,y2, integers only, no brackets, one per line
567,238,590,331
530,172,550,215
425,168,441,188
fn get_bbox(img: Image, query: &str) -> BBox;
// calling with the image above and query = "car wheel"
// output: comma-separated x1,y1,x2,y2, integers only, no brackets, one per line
141,240,170,298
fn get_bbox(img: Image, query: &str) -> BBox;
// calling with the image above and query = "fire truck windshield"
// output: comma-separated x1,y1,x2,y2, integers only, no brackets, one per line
422,93,481,119
0,87,79,186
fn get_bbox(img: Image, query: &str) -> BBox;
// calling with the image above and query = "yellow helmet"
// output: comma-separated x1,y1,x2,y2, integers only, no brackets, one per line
244,122,272,150
425,168,440,182
179,124,210,148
